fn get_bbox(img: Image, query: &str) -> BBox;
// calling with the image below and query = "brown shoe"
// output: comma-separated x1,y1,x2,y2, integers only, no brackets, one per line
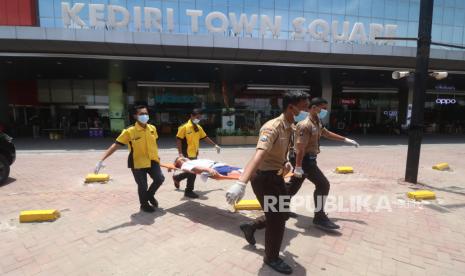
173,176,180,189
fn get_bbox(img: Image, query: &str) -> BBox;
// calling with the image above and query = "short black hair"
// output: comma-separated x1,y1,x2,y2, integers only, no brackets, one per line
133,105,148,115
191,108,203,116
310,97,328,107
282,90,310,111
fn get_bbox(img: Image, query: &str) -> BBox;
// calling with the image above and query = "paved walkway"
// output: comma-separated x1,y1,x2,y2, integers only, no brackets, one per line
1,140,465,275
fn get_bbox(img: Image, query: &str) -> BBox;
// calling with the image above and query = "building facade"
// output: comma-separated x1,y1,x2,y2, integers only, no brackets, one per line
1,0,465,138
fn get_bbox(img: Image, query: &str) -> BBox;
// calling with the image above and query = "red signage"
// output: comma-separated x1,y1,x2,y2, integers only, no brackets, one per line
0,0,37,26
340,99,357,105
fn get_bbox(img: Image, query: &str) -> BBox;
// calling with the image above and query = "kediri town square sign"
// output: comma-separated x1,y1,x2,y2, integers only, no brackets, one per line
61,2,398,45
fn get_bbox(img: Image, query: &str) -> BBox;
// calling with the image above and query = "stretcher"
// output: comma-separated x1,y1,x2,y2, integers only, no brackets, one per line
160,163,293,180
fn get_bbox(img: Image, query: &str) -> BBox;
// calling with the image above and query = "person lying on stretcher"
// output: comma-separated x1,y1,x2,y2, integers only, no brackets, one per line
174,157,243,179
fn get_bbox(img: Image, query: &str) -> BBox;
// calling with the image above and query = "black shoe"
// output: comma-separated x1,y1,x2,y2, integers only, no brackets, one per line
239,223,256,245
263,258,293,275
184,190,199,198
313,212,340,230
149,195,158,208
140,203,155,213
288,212,298,218
173,176,180,189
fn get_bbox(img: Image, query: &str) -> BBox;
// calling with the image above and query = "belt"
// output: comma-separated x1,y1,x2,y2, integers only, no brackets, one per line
304,154,317,160
256,169,285,176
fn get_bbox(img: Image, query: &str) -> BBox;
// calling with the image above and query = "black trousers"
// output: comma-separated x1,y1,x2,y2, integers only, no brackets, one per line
287,156,330,213
173,157,196,192
131,161,165,205
250,171,289,261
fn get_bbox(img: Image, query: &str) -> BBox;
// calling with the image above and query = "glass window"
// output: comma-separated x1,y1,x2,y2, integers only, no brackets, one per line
359,0,371,17
409,2,419,21
453,9,464,26
163,1,180,32
332,0,346,15
453,26,463,44
73,80,94,104
212,0,228,7
371,0,384,18
407,21,418,37
431,24,441,41
260,0,274,9
51,80,72,103
433,5,443,24
196,0,212,9
289,0,304,12
304,0,317,12
384,0,397,20
145,0,162,8
39,0,55,17
346,0,359,16
318,0,332,13
396,1,409,20
275,0,289,10
443,7,455,25
40,18,56,28
38,80,51,103
444,0,456,7
94,80,109,104
442,25,453,42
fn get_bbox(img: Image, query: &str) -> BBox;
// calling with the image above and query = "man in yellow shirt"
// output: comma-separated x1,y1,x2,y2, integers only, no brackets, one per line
174,108,220,198
95,105,164,213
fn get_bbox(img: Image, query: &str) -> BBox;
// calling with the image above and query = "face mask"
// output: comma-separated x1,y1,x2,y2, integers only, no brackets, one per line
318,109,328,119
192,119,200,124
294,111,309,123
137,114,149,124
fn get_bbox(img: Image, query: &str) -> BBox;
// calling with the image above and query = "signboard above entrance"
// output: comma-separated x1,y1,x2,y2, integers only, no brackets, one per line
61,3,398,45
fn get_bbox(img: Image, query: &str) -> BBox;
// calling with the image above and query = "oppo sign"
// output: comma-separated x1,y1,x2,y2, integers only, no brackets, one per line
436,98,457,105
61,3,398,44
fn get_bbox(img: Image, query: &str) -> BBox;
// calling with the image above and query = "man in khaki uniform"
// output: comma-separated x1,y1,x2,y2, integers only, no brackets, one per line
288,97,359,230
225,91,310,275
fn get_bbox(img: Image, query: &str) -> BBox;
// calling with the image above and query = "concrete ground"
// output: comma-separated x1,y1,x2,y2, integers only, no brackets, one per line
1,136,465,275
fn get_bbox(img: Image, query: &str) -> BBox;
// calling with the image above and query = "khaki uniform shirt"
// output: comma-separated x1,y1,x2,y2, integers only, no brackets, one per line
256,114,294,171
295,116,325,156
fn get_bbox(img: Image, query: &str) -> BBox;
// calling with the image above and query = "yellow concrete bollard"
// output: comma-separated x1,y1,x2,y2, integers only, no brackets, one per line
335,166,354,174
407,190,436,201
432,163,450,171
19,210,60,223
85,173,110,183
234,199,262,211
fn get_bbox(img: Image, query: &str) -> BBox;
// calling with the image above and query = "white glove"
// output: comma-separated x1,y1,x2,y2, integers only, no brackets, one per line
284,161,293,173
226,181,247,205
94,160,105,174
215,145,221,154
344,138,359,148
294,167,304,178
200,172,209,183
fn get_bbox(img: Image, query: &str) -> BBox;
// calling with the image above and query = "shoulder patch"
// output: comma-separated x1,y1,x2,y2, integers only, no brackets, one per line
259,135,269,142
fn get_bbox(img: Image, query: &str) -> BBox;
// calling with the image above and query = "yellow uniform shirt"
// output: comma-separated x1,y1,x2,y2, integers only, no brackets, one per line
116,123,160,169
256,114,294,171
176,120,207,158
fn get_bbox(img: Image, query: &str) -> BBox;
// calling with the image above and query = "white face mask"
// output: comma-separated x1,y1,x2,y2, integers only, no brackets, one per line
192,118,200,124
137,114,149,124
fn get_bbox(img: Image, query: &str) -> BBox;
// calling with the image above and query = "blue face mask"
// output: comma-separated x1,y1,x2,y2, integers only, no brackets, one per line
294,111,309,123
137,114,149,124
318,109,328,119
